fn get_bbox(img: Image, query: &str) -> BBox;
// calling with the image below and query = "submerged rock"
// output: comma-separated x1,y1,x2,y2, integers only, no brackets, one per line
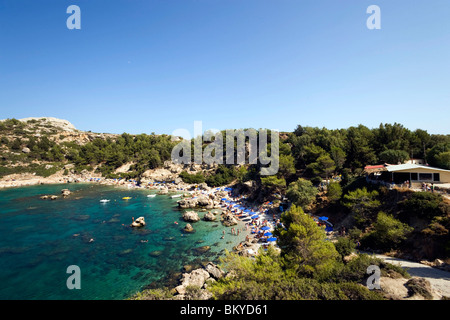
149,250,163,257
193,246,211,254
118,249,133,256
183,265,194,273
72,215,90,221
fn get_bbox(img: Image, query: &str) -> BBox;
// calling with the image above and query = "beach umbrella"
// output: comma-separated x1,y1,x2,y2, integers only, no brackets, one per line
319,216,328,221
261,226,270,231
251,215,259,219
266,237,277,242
221,198,227,201
263,232,273,237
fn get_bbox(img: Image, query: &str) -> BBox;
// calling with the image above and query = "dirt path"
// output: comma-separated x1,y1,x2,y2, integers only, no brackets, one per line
373,254,450,298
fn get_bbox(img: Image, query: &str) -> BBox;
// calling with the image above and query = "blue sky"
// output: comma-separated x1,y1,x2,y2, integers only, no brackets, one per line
0,0,449,135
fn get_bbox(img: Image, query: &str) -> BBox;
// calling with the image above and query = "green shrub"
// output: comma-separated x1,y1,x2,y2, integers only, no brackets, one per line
327,181,343,202
335,237,356,259
341,187,380,227
400,192,448,220
286,178,318,210
205,165,237,187
179,171,206,184
364,212,413,250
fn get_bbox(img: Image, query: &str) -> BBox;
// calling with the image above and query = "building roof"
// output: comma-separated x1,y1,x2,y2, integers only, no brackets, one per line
386,164,450,173
364,165,387,174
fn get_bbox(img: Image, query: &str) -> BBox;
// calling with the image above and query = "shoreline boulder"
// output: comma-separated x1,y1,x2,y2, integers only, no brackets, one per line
203,211,216,221
221,212,238,227
184,223,195,233
175,268,211,295
182,211,200,222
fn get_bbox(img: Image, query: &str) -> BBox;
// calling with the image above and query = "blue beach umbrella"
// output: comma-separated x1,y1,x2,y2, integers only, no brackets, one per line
319,216,328,221
266,237,277,242
251,215,259,219
263,232,273,237
221,198,227,201
261,226,270,231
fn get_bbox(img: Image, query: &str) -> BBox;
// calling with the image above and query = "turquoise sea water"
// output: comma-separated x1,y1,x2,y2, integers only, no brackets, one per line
0,183,246,300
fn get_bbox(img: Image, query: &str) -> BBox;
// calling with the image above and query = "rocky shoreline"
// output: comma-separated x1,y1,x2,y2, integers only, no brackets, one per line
171,262,226,300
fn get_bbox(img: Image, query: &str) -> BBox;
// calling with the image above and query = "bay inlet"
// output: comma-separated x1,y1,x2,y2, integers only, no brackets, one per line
0,183,246,299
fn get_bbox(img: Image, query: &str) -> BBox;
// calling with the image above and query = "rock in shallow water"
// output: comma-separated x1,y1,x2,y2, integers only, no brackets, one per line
182,211,200,222
184,223,195,233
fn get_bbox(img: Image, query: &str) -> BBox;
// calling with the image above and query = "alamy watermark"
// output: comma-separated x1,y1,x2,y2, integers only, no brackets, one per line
66,5,81,30
366,265,381,290
171,121,279,176
66,265,81,290
66,5,381,31
367,5,381,30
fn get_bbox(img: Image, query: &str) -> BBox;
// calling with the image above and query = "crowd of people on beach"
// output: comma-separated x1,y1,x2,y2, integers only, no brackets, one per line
215,190,283,255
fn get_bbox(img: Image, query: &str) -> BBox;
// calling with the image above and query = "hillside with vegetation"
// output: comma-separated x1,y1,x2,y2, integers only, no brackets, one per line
0,117,176,180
